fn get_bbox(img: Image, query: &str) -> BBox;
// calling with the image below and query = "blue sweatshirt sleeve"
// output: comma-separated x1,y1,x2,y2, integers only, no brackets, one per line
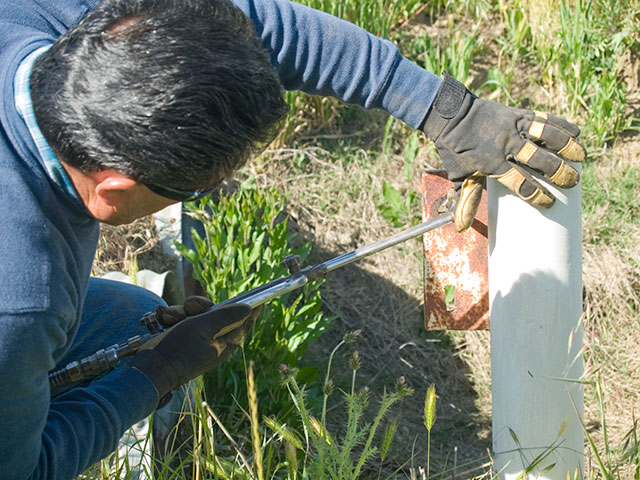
0,312,158,480
230,0,442,129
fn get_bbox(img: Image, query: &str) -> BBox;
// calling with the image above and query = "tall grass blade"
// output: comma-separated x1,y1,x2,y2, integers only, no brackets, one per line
247,361,264,480
569,390,613,480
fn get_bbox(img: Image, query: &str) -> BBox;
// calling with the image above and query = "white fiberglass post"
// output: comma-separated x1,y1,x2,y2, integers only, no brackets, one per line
488,171,584,480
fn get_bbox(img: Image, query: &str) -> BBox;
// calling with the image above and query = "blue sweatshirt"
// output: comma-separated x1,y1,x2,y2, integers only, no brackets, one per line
0,0,441,478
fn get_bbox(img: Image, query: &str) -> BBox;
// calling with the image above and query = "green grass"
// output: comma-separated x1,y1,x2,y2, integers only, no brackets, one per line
582,162,640,246
90,0,640,478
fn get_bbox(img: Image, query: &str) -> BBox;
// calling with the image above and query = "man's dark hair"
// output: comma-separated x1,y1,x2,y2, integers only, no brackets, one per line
31,0,289,190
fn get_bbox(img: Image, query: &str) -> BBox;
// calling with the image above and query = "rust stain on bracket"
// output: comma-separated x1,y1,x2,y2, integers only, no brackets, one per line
422,170,489,330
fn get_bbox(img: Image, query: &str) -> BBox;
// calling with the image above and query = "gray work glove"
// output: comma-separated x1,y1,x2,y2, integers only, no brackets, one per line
421,73,586,232
131,302,255,401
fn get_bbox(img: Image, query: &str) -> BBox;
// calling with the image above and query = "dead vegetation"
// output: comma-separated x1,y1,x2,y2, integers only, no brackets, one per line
582,142,640,459
93,5,640,478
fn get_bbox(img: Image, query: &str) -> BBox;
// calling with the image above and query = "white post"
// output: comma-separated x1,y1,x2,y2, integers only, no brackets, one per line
488,172,584,479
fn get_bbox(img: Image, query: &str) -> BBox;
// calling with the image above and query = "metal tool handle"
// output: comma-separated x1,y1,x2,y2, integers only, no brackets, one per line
221,212,454,309
49,213,453,388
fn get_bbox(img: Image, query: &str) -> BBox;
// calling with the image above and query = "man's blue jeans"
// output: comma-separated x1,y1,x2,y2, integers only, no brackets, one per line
51,276,193,477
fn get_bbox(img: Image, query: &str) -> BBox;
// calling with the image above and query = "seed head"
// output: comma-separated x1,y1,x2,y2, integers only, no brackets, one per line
343,329,362,344
349,351,361,371
395,376,414,397
279,364,295,385
424,384,437,432
396,376,407,392
380,418,399,462
323,379,335,396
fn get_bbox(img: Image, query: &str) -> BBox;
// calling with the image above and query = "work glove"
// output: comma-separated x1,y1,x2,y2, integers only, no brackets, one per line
155,295,215,327
156,296,262,347
421,73,586,232
131,302,255,401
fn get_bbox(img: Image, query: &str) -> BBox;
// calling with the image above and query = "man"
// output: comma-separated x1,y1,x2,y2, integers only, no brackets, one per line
0,0,585,478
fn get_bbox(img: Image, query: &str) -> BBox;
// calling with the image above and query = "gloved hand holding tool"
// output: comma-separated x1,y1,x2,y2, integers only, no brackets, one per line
154,295,217,327
49,214,452,391
421,73,586,232
130,299,256,402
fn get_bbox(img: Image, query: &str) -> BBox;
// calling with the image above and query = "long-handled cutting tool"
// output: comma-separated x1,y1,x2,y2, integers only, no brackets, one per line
49,212,454,389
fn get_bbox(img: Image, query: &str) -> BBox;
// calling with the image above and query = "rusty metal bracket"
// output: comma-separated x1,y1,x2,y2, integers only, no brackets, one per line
422,170,489,330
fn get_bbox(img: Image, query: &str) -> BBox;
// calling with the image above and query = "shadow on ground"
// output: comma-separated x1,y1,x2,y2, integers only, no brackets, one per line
301,240,492,478
126,206,492,479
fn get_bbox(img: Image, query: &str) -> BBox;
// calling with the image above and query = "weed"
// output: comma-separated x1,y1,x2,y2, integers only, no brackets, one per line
569,372,640,479
423,384,437,478
414,26,484,86
88,0,640,477
277,334,415,480
377,180,419,227
177,186,333,425
377,127,422,227
296,0,424,38
582,161,640,246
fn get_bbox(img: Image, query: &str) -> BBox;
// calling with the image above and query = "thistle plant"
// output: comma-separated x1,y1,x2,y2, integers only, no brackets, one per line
274,335,414,480
321,329,362,426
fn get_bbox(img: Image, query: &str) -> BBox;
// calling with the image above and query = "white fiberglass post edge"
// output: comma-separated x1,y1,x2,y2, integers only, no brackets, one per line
488,169,584,480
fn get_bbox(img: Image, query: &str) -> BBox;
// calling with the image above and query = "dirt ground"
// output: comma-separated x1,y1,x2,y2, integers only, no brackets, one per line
93,10,640,478
95,199,494,478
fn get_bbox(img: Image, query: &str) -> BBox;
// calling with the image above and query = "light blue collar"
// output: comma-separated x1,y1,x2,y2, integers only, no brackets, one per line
14,46,82,205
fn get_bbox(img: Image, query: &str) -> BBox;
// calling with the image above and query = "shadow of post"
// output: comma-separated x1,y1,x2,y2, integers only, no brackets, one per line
304,241,492,478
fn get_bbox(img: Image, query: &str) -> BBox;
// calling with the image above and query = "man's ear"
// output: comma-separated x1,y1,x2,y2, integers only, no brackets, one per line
93,170,140,206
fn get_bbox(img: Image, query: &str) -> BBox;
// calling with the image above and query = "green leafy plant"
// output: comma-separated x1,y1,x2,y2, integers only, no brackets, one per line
377,130,422,228
500,2,534,59
444,285,456,312
377,180,419,228
177,185,333,424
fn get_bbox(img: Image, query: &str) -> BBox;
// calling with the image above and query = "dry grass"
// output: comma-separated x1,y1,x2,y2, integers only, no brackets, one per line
93,217,177,277
92,7,640,478
582,142,640,461
93,121,640,479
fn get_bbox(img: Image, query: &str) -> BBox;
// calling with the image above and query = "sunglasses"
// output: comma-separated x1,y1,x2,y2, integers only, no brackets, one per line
144,182,218,202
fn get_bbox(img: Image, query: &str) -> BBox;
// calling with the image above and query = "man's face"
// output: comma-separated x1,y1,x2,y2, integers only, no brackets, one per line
99,187,178,226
